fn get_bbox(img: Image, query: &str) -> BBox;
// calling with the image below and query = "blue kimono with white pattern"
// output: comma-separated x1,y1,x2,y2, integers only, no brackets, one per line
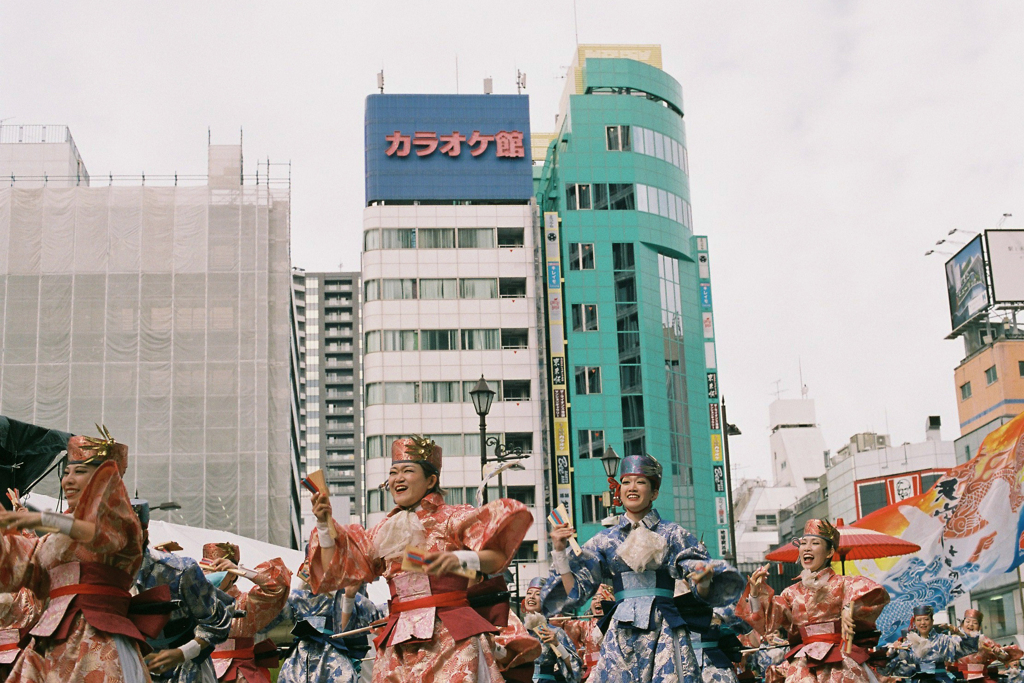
133,547,234,683
265,589,380,683
532,622,583,683
541,510,745,683
883,629,978,679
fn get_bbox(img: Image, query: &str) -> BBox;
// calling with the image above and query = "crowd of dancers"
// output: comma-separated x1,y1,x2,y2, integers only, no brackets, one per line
0,429,1018,683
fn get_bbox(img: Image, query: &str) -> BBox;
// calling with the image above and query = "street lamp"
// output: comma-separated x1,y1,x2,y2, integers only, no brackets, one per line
599,446,621,523
721,396,741,565
469,376,496,503
152,501,182,512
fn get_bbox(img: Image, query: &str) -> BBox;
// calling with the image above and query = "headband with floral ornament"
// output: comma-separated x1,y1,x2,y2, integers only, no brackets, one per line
202,542,240,564
796,518,840,550
619,454,663,490
391,435,442,472
67,424,129,476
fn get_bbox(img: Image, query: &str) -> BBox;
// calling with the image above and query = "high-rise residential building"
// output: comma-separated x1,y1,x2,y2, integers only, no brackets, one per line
534,45,729,554
0,128,298,546
298,271,362,525
360,93,550,583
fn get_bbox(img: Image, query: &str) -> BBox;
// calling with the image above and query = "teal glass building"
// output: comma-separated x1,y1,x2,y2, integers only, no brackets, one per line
535,46,728,556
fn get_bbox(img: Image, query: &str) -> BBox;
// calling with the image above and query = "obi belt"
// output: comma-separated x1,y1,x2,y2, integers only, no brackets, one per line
290,615,371,662
534,662,568,682
785,619,871,667
31,561,172,652
956,661,997,682
600,569,683,632
0,628,20,665
211,637,278,683
376,573,509,649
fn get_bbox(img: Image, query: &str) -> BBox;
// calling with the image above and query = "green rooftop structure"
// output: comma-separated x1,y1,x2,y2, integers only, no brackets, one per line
535,45,729,556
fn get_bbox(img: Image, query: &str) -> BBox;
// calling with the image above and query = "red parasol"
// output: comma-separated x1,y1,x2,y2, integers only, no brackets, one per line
765,518,920,574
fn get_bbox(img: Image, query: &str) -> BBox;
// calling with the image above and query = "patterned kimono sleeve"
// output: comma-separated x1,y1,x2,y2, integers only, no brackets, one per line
232,558,292,637
71,460,137,555
842,575,888,625
551,625,584,682
670,527,745,608
541,536,606,616
0,531,41,594
493,610,542,671
735,580,791,637
179,561,233,647
454,498,533,569
350,593,380,630
1000,641,1024,664
883,644,918,677
308,522,382,594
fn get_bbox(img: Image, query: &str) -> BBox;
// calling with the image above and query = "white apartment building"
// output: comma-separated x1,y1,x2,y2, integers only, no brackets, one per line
360,204,549,578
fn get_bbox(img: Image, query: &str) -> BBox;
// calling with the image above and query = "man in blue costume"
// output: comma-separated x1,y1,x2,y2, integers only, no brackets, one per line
543,454,744,683
132,500,234,683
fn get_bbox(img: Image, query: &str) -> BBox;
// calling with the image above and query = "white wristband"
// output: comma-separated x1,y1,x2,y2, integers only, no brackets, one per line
178,639,202,661
551,549,571,575
40,511,74,536
747,595,761,613
341,594,355,615
452,550,480,572
317,521,335,548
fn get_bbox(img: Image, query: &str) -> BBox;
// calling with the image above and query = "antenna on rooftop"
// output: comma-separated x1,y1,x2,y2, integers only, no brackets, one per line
516,70,527,94
997,213,1012,228
377,71,384,94
483,78,493,95
770,379,784,400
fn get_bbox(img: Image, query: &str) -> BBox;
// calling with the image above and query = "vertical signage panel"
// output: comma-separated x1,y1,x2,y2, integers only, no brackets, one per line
545,212,575,523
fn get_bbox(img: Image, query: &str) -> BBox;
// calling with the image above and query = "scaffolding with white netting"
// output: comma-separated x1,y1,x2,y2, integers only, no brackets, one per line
0,154,297,546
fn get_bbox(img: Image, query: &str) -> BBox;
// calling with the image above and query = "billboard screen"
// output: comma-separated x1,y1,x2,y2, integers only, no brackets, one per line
365,94,533,203
945,235,989,332
986,230,1024,303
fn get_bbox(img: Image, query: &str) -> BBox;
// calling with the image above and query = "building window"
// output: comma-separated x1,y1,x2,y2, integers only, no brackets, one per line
608,183,636,210
497,228,525,248
365,435,384,459
381,228,416,249
457,228,495,248
621,396,644,428
419,278,458,299
418,228,456,248
580,494,607,525
505,486,536,506
635,183,691,228
921,473,943,492
504,433,534,454
459,278,498,299
755,513,777,528
575,366,602,395
985,365,998,385
460,329,500,350
512,543,538,563
960,381,972,400
571,304,599,331
976,590,1018,639
578,430,605,460
605,125,632,151
381,330,418,351
1019,360,1024,377
366,383,384,405
363,229,380,251
462,379,499,402
565,183,592,211
384,382,419,404
500,329,529,350
365,330,381,353
380,279,417,300
420,381,461,403
419,329,458,351
569,243,595,270
501,379,531,401
498,277,527,298
858,482,888,517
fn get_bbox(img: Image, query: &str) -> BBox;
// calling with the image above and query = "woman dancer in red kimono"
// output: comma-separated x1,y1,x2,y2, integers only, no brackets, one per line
0,430,169,683
307,436,533,683
736,519,889,683
200,543,290,683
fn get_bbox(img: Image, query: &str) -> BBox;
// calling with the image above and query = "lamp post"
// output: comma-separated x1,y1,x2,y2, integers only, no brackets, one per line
152,501,182,512
721,396,741,565
598,446,621,525
469,376,496,503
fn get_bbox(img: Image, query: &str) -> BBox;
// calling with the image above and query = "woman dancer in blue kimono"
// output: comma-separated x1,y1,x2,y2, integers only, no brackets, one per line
543,454,744,683
266,564,380,683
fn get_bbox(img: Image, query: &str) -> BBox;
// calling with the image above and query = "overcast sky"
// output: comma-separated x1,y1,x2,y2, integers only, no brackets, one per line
3,1,1022,482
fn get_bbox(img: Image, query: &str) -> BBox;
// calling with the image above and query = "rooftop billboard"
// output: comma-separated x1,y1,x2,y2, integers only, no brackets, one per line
985,229,1024,304
944,234,989,333
364,94,533,204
